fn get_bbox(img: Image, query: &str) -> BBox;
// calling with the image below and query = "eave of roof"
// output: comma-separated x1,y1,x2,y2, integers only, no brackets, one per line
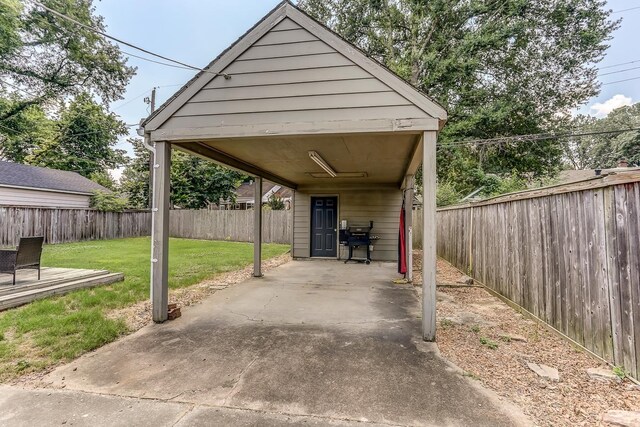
0,183,95,196
142,0,447,131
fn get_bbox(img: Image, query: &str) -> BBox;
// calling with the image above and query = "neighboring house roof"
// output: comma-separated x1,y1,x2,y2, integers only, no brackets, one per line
557,166,640,185
224,180,293,204
142,0,447,132
0,161,109,195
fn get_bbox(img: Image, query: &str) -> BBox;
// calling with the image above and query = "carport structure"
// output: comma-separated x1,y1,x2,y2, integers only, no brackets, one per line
142,1,446,340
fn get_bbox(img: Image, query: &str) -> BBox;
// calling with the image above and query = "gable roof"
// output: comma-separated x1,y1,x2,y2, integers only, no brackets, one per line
0,161,109,195
143,1,446,132
233,180,292,201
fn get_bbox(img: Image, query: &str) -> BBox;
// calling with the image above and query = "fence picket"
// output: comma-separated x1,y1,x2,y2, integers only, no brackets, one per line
435,177,640,379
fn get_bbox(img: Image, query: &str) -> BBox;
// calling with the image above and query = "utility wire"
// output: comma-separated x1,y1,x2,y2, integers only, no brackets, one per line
30,0,230,79
112,88,152,111
601,75,640,85
1,81,38,97
437,127,640,148
112,84,183,112
0,121,136,138
598,59,640,70
598,65,640,76
612,6,640,14
120,49,208,73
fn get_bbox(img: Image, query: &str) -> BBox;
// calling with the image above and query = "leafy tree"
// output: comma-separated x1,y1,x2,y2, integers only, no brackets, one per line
0,98,54,162
171,151,245,209
562,103,640,169
436,182,460,207
299,0,618,195
119,138,151,209
89,170,117,191
120,139,246,210
0,0,135,122
30,93,128,177
90,190,127,212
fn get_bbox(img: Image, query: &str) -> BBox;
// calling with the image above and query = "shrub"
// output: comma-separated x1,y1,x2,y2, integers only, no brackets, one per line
436,182,461,207
90,190,128,212
266,194,286,210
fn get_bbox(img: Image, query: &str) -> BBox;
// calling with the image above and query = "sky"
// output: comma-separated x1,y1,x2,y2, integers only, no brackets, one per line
92,0,640,177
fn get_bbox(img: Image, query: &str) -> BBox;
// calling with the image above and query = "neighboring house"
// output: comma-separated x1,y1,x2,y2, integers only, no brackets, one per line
557,160,640,185
219,180,293,210
0,160,109,208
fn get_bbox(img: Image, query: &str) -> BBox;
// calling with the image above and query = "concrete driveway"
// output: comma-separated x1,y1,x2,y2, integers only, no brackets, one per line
1,261,528,426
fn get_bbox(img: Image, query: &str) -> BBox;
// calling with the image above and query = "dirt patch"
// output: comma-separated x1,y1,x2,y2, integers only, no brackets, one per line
107,253,292,332
412,249,461,286
430,253,640,426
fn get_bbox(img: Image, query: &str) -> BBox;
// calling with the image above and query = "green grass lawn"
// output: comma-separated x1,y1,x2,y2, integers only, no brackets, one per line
0,237,289,382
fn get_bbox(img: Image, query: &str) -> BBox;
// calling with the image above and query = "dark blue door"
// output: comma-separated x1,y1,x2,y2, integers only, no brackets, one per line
311,197,337,257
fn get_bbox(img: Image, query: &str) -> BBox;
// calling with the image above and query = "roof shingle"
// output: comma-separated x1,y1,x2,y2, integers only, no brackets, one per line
0,161,110,195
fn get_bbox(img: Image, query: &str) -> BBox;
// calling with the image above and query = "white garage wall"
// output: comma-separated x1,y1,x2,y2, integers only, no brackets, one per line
293,188,402,262
0,186,90,208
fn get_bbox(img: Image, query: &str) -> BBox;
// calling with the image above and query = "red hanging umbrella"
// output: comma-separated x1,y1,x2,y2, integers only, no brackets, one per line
398,200,407,275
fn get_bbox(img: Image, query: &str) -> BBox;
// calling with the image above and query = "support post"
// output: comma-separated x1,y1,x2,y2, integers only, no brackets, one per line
422,132,437,341
253,176,263,277
405,175,414,282
151,141,171,322
147,87,156,210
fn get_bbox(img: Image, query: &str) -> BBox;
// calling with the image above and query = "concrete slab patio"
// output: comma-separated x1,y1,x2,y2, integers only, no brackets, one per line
3,261,529,426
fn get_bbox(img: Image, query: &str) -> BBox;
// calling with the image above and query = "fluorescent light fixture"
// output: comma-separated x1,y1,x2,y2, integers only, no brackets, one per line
307,172,367,178
308,151,337,177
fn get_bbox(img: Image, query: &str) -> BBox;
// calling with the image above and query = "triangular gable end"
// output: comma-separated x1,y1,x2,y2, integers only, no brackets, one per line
144,1,446,135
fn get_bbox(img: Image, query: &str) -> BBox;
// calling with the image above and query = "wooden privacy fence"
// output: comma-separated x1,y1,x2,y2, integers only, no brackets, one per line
170,209,292,244
0,207,293,246
436,172,640,379
0,206,151,246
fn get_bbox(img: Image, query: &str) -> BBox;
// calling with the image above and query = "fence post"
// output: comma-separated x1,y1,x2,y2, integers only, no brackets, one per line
468,206,474,275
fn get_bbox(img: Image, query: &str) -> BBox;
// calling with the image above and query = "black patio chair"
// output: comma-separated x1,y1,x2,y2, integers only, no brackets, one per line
0,236,45,286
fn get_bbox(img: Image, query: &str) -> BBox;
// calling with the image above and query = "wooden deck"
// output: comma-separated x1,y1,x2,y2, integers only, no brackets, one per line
0,267,124,311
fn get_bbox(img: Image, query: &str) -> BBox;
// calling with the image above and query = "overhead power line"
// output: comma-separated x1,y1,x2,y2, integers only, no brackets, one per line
30,0,230,79
1,81,38,97
601,75,640,86
112,84,183,112
112,88,152,111
598,65,640,77
598,59,640,70
0,122,137,138
438,127,640,148
121,49,207,73
612,6,640,14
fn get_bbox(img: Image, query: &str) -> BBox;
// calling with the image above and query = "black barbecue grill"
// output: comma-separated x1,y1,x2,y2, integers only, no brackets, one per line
340,221,374,264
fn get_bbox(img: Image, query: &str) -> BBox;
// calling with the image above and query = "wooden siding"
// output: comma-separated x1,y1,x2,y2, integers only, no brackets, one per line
161,18,430,131
435,179,640,379
0,187,90,209
293,188,402,261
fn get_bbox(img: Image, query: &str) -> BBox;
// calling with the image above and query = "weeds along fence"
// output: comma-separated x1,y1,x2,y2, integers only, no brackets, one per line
436,172,640,379
0,207,293,246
